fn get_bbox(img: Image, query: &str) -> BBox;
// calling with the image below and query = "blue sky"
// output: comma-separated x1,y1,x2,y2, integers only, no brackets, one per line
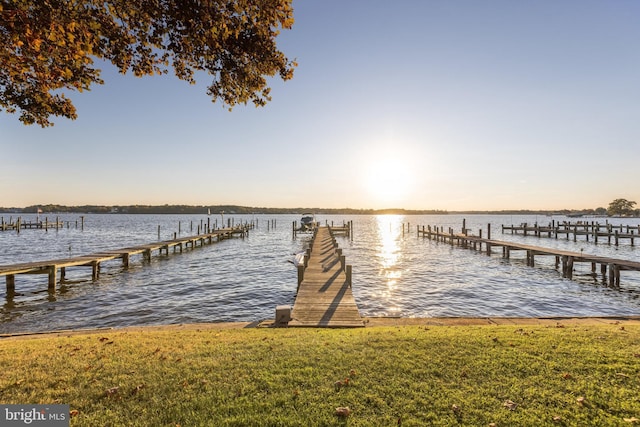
2,0,639,210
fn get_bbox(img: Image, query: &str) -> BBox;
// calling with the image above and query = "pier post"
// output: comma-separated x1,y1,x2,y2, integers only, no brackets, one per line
48,266,57,291
608,263,615,286
91,261,100,280
7,275,15,292
346,265,352,287
297,265,304,290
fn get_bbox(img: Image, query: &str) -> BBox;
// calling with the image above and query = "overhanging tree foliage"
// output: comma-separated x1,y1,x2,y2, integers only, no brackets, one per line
0,0,296,127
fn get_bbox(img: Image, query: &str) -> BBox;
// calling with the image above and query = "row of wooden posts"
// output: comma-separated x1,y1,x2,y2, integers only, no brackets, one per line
0,224,254,293
502,220,640,246
0,215,261,237
1,216,85,232
292,220,354,239
169,218,258,238
417,220,640,287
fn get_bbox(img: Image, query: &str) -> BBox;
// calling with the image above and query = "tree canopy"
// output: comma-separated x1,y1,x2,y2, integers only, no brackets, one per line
607,198,637,216
0,0,296,127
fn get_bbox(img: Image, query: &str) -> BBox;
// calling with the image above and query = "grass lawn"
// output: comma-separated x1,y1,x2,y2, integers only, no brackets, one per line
1,323,639,426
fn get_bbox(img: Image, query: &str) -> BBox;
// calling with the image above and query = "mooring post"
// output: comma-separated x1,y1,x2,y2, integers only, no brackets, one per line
297,265,304,291
92,261,100,280
48,266,57,291
608,263,615,286
7,275,15,293
346,265,352,287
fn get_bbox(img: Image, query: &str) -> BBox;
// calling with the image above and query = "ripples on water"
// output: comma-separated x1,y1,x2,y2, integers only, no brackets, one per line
1,213,639,333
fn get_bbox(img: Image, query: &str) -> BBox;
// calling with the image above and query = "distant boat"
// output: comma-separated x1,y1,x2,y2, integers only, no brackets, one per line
300,213,317,231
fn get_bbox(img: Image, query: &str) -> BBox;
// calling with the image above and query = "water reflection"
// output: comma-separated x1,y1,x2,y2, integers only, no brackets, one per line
375,215,403,313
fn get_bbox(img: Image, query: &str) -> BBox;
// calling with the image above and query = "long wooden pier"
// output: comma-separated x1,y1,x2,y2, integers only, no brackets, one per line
418,225,640,287
502,221,640,246
0,225,251,293
288,226,363,327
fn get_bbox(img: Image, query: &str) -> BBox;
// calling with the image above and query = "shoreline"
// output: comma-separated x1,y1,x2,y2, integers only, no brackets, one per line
2,315,639,340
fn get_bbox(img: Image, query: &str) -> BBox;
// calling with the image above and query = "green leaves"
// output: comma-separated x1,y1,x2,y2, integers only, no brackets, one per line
0,0,296,126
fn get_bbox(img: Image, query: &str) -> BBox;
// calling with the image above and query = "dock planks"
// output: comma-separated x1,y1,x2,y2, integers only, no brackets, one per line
0,226,251,292
289,227,363,328
418,225,640,286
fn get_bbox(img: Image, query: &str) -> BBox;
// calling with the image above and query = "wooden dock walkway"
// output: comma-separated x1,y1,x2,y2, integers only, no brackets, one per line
289,226,363,327
502,221,640,246
1,217,68,232
418,225,640,287
0,225,251,293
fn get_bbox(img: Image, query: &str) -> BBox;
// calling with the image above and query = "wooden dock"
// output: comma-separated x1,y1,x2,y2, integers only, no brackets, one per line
1,217,68,232
288,226,363,327
502,221,640,246
418,225,640,287
0,225,251,293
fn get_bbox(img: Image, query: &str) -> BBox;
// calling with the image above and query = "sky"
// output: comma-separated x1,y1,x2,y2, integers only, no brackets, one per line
2,0,640,211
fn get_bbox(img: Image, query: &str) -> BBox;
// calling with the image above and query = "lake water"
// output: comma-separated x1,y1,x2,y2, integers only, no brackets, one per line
1,213,639,334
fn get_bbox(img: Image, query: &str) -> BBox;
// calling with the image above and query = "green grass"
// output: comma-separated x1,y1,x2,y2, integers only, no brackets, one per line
1,324,639,426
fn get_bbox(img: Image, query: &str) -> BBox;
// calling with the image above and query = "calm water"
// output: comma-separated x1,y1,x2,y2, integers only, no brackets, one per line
1,213,639,333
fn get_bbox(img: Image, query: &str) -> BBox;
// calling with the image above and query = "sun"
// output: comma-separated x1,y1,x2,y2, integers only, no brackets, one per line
363,156,413,207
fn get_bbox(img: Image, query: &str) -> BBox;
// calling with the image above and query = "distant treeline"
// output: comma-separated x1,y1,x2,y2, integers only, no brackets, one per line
0,204,628,216
1,204,448,215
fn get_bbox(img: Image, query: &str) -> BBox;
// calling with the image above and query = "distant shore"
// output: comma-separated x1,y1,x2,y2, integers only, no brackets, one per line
1,203,634,217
